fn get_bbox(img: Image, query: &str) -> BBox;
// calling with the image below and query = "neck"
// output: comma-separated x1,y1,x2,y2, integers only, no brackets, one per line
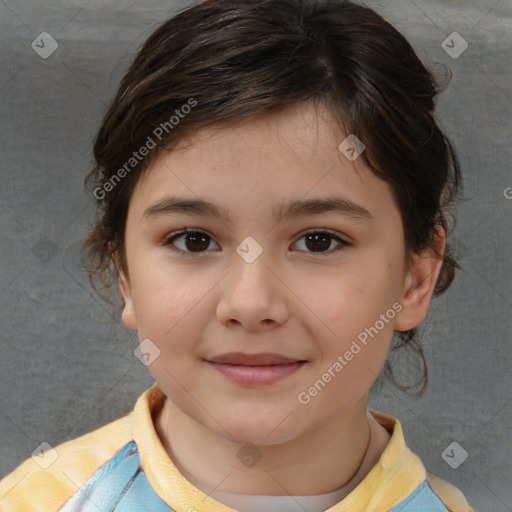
155,396,391,497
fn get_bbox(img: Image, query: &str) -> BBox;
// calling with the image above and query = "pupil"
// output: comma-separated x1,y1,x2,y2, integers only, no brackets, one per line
186,232,209,252
305,234,330,252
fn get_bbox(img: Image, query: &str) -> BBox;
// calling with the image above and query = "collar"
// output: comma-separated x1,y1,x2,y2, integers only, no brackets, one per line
130,384,427,512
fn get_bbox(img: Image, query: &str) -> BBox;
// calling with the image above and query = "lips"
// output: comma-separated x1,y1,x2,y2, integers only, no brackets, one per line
206,352,306,386
208,352,301,366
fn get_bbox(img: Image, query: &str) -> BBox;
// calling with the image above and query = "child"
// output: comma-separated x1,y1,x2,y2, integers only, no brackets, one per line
0,0,474,510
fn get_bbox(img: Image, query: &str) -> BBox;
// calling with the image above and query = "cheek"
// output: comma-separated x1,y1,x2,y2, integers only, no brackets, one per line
315,265,395,335
309,302,395,405
295,328,393,425
130,255,207,329
137,296,203,395
129,286,203,373
309,262,398,372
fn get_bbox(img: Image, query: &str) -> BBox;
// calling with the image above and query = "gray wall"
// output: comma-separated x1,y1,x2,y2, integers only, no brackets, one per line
0,0,511,510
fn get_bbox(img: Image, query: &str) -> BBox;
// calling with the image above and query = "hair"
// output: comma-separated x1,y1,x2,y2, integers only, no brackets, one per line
83,0,462,396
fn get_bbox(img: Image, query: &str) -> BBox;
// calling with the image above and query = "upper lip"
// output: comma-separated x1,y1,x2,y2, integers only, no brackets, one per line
207,352,304,366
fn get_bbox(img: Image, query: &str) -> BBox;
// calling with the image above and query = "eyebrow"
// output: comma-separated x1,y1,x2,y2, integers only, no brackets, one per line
143,196,373,223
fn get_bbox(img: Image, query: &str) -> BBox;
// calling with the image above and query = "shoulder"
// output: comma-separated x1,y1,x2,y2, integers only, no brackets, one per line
426,472,475,512
0,414,133,512
365,410,474,512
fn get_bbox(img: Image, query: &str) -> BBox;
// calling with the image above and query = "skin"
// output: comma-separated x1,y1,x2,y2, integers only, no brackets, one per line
118,101,445,497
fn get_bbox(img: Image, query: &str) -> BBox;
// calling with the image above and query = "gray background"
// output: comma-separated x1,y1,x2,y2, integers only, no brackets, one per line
0,0,511,510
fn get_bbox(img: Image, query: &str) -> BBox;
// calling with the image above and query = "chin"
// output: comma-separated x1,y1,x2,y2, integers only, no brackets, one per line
212,411,307,447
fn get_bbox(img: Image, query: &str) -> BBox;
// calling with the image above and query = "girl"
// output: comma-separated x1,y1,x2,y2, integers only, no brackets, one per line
0,0,474,510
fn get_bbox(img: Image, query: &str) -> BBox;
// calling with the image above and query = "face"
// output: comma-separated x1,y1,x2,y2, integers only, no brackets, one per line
119,101,438,445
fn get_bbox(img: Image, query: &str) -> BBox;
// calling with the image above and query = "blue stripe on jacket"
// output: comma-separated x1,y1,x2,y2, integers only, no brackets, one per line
59,441,449,511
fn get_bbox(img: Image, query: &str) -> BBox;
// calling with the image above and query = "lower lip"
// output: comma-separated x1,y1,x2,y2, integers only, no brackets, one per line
208,361,305,386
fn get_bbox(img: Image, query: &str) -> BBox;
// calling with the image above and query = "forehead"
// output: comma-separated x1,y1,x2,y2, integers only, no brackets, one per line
129,102,399,226
170,102,343,167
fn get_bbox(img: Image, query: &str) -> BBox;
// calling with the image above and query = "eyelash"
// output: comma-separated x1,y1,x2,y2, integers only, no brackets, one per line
163,228,350,257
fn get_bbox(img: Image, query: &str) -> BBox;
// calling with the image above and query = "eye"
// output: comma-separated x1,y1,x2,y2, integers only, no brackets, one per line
292,230,349,256
164,228,349,257
164,229,219,255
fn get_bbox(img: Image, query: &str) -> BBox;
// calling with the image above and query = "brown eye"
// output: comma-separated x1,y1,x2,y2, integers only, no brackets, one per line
165,230,219,254
305,233,331,252
293,231,349,256
165,229,348,257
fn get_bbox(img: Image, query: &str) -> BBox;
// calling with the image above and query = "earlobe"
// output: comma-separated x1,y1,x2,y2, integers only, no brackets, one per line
394,227,446,332
118,268,138,331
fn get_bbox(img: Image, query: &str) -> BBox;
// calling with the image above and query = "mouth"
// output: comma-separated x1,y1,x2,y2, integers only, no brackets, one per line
205,352,307,386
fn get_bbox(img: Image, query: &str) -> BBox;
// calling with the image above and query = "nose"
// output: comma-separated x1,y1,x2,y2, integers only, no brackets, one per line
216,247,289,332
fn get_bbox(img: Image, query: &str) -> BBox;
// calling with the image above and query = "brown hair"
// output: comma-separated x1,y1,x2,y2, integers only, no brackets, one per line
83,0,462,395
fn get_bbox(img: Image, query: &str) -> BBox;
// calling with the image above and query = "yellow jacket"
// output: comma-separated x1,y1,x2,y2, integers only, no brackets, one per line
0,384,474,511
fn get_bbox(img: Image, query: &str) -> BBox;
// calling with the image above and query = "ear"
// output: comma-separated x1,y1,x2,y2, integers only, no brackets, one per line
394,226,446,332
116,256,138,331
